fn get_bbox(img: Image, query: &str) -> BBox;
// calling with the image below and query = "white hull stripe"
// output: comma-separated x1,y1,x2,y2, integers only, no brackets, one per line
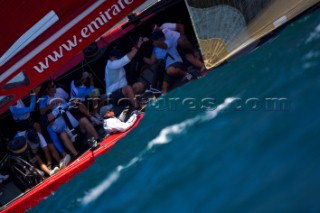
0,0,105,83
0,11,59,66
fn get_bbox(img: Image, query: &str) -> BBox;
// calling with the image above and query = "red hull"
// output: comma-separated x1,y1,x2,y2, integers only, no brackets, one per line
0,0,152,211
0,0,147,115
1,114,143,212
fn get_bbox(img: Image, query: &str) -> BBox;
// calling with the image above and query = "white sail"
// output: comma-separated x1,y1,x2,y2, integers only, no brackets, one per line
185,0,320,69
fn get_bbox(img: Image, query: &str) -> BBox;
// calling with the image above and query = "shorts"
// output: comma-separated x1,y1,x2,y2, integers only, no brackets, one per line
69,108,86,120
164,62,187,86
167,62,186,71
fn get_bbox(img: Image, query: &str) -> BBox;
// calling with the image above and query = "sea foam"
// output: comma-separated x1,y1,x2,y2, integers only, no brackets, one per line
80,97,236,206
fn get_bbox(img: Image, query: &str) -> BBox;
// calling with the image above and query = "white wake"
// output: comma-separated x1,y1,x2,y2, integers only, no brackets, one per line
80,97,236,205
305,23,320,44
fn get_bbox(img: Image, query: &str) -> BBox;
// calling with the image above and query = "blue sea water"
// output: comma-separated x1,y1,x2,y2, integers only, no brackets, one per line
30,8,320,213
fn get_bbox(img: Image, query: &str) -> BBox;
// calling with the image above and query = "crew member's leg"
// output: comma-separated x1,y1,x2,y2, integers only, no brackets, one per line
47,143,61,163
122,85,139,109
78,117,99,140
132,82,145,94
166,66,186,78
59,132,78,157
184,53,205,69
178,36,195,53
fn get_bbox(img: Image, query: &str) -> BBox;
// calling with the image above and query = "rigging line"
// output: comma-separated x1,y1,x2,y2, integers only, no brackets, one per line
55,65,83,82
82,59,93,111
0,154,8,168
128,35,136,45
84,57,105,88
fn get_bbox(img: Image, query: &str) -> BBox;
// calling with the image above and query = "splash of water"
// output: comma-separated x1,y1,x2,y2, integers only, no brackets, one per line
80,97,236,205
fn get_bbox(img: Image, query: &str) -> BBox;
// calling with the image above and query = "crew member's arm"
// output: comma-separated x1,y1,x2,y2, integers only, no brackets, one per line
39,96,54,115
160,22,185,35
104,113,138,133
108,37,145,70
51,102,72,117
116,113,138,132
152,40,168,50
126,36,144,60
35,154,51,176
10,94,36,116
143,53,157,65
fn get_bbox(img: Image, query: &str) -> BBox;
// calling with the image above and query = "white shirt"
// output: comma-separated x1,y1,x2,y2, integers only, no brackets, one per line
103,114,137,133
105,55,131,95
160,23,180,42
163,39,183,69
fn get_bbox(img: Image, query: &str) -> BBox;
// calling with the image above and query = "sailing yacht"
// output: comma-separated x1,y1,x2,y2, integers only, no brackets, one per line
0,0,319,211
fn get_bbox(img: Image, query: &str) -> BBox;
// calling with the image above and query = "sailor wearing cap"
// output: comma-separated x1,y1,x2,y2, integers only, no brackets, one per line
102,105,140,134
104,37,147,109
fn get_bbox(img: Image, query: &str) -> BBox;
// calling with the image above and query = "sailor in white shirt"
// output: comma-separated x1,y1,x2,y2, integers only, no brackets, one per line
155,22,205,70
104,37,147,109
156,22,194,52
103,108,140,134
159,23,181,44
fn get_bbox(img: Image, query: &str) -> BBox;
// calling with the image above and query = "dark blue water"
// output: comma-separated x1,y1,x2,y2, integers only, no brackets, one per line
30,8,320,213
